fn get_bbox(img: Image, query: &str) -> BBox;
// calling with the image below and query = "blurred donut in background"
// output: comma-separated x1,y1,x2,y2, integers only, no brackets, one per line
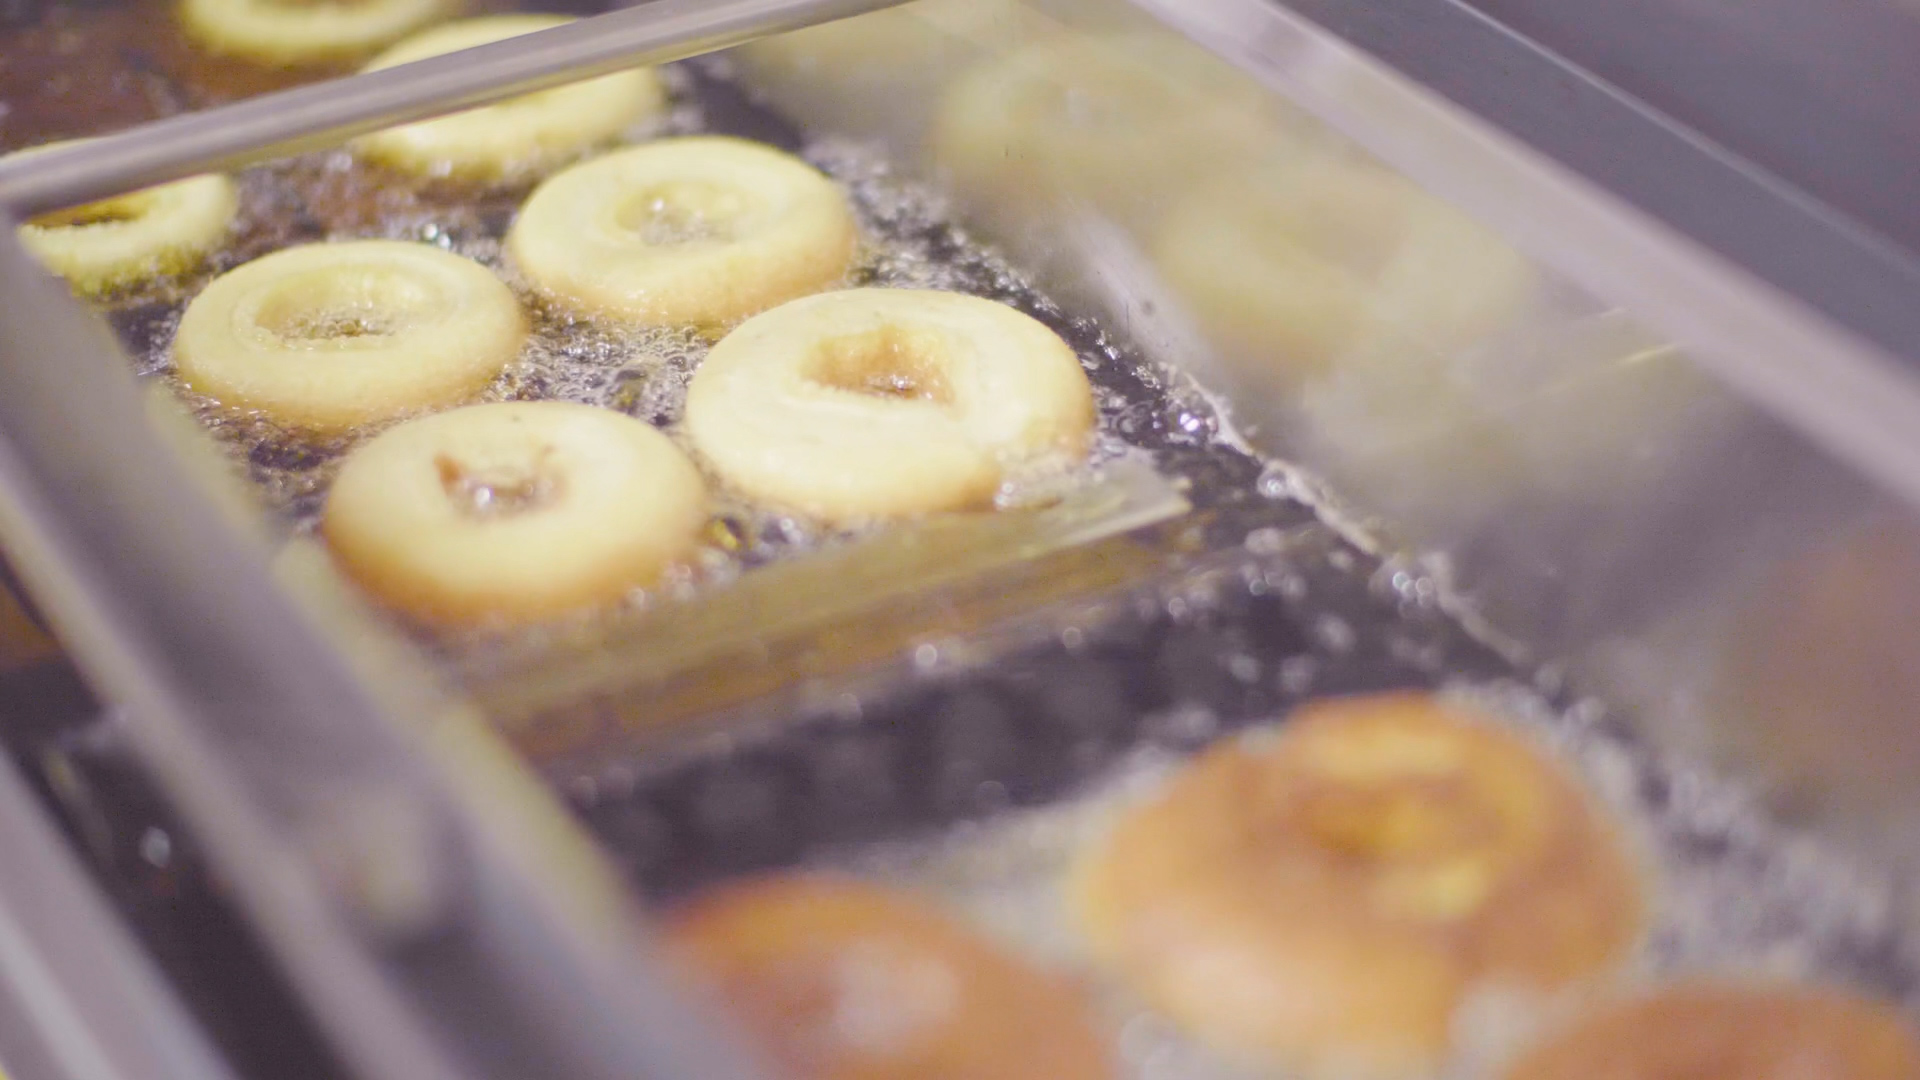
1501,981,1920,1080
1072,692,1644,1076
732,0,1050,144
1716,513,1920,826
1152,153,1535,400
666,874,1114,1080
933,32,1322,240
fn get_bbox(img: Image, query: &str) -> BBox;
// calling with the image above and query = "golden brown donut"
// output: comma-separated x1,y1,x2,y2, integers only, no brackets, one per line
1072,692,1644,1075
1503,982,1920,1080
665,875,1113,1080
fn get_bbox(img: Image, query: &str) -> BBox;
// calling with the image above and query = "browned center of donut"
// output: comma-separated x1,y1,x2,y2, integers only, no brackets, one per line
1301,781,1495,864
1280,730,1525,921
806,326,953,404
729,939,960,1069
434,452,560,518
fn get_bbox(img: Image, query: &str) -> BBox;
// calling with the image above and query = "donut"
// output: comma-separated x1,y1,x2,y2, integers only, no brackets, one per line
12,142,237,295
1152,154,1536,395
506,136,858,328
1503,982,1920,1080
733,0,1047,144
172,240,526,433
354,15,668,182
1071,692,1643,1075
682,288,1095,522
178,0,449,66
321,401,707,626
664,875,1113,1080
1716,517,1920,819
932,33,1316,236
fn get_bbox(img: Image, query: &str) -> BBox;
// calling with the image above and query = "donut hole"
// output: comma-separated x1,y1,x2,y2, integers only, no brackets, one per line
737,941,961,1065
804,326,954,405
29,191,159,230
253,267,439,344
617,181,752,246
434,452,562,519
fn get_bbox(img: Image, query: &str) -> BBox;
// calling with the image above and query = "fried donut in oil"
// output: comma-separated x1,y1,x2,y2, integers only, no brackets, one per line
1152,154,1535,394
179,0,449,66
933,33,1316,235
354,15,667,182
1072,692,1643,1075
173,240,526,433
507,136,857,328
12,141,237,295
322,401,707,627
1503,982,1920,1080
666,875,1113,1080
683,288,1094,522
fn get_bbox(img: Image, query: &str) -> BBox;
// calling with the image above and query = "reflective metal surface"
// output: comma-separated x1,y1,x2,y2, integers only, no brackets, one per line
0,727,241,1080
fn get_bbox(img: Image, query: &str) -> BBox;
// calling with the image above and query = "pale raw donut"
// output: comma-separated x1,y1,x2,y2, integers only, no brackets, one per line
682,288,1095,523
12,142,236,295
1503,982,1920,1080
173,240,525,433
665,875,1114,1080
354,15,667,181
178,0,449,66
1072,692,1643,1076
1153,154,1536,392
932,33,1317,233
506,136,857,327
322,401,707,626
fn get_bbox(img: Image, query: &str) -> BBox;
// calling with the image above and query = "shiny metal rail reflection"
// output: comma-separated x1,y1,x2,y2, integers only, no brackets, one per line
0,739,244,1080
0,0,911,216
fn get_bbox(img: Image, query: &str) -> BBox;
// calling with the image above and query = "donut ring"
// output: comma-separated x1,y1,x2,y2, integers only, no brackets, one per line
933,33,1313,233
1071,692,1643,1075
322,401,707,626
506,136,858,328
354,15,668,182
1503,982,1920,1080
178,0,449,66
1153,155,1535,392
665,875,1113,1080
682,288,1095,522
13,143,237,295
173,240,527,433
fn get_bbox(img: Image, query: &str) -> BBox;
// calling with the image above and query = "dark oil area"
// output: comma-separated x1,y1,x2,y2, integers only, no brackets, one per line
3,3,1918,1079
